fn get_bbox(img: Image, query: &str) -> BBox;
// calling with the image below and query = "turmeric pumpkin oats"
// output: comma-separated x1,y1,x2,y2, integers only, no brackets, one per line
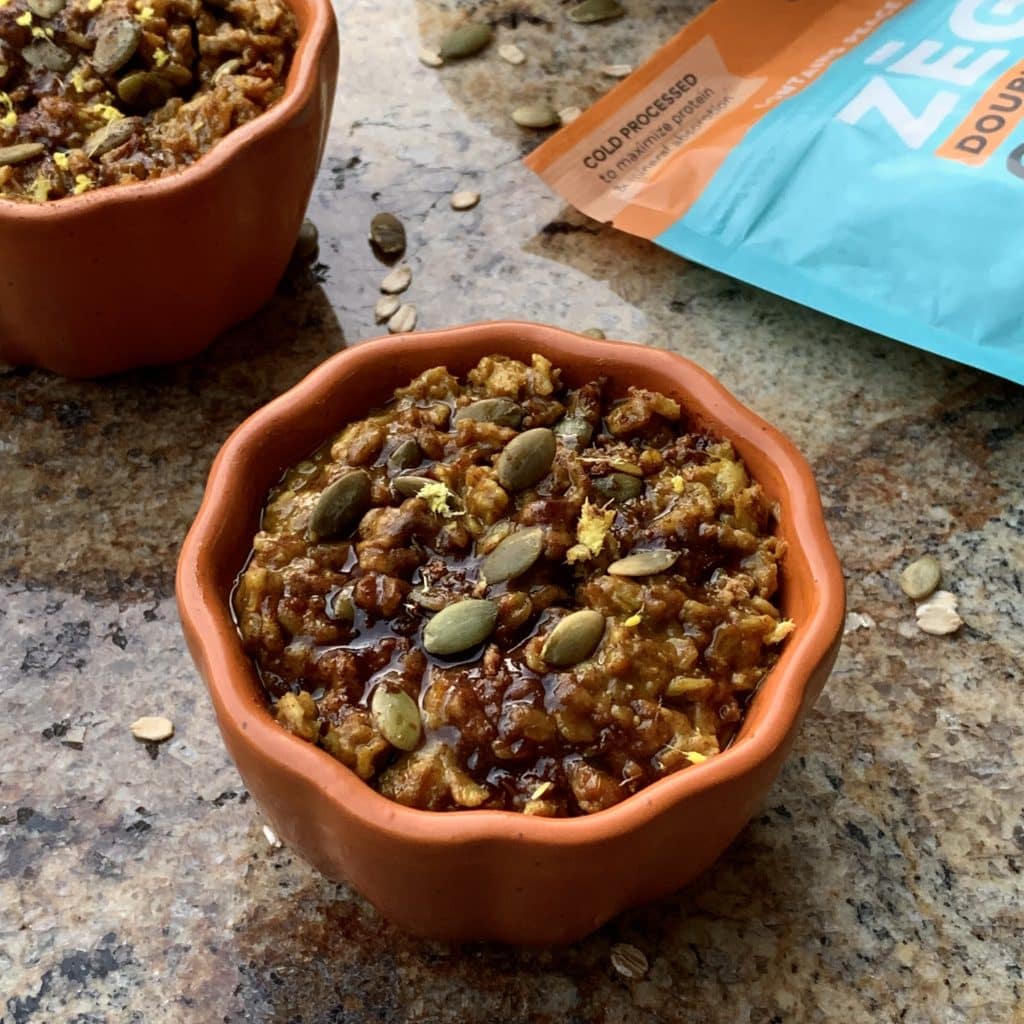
234,355,793,816
0,0,297,201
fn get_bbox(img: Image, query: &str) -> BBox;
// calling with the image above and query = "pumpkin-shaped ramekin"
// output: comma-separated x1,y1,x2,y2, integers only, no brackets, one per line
176,322,845,944
0,0,338,378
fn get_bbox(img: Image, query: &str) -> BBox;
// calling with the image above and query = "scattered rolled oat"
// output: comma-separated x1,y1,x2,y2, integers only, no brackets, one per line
558,105,583,124
388,303,417,334
380,264,412,294
262,824,283,848
498,42,526,65
61,725,86,750
451,189,480,211
130,715,174,743
417,46,444,68
601,63,633,78
610,942,648,979
375,294,401,323
844,611,876,634
915,590,962,636
899,555,942,601
511,104,560,129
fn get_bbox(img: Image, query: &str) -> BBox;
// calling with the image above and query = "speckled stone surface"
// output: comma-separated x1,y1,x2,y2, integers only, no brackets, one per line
2,1,1023,1021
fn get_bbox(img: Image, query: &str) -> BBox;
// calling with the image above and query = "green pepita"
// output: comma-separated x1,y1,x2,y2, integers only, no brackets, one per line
308,469,372,541
27,0,65,17
292,219,319,264
593,472,643,502
423,598,498,656
21,39,74,73
511,104,559,129
899,555,941,601
481,526,544,583
453,398,524,429
568,0,625,23
369,212,406,255
92,19,142,76
84,117,140,159
370,687,422,751
117,70,174,110
387,438,422,470
438,22,493,60
0,142,45,167
392,474,436,499
496,427,556,491
607,549,679,576
542,609,605,666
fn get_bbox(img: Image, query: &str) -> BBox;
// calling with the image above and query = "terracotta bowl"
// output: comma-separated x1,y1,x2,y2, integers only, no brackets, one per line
177,322,845,945
0,0,338,378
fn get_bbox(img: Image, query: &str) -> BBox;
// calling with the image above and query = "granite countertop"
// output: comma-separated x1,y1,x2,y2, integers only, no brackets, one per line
2,0,1023,1020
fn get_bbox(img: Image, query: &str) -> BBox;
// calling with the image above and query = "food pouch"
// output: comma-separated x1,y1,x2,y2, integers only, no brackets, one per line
526,0,1024,384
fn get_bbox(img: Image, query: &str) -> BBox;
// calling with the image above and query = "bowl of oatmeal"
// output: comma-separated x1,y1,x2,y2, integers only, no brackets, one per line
177,322,845,943
0,0,337,376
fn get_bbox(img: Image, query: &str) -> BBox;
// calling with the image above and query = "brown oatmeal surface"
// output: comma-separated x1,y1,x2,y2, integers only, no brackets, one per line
234,355,793,817
0,0,296,200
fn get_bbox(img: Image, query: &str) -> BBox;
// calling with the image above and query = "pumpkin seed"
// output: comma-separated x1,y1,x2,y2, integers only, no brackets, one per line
553,416,593,448
0,142,44,167
453,397,523,428
369,212,406,255
387,303,417,334
481,526,544,583
370,687,422,751
374,294,401,322
915,590,962,636
92,19,142,76
392,474,436,499
899,555,941,601
423,598,498,656
542,609,605,666
387,438,422,470
292,219,319,264
511,104,559,129
450,189,480,211
380,264,412,294
498,42,526,65
84,116,140,159
607,549,679,576
161,62,193,87
22,38,74,73
308,469,371,541
581,327,606,339
130,715,174,743
568,0,625,23
212,57,243,82
326,588,355,624
438,22,493,60
417,46,443,68
117,70,174,110
593,472,643,502
496,427,556,491
27,0,65,17
610,943,648,980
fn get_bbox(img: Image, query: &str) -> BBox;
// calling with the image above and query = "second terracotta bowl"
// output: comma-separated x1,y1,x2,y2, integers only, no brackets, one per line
177,322,845,944
0,0,338,378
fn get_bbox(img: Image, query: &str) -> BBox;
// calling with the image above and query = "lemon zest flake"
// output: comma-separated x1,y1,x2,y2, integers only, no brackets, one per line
671,475,684,494
416,481,462,519
530,781,553,801
684,751,708,765
53,151,69,170
70,70,86,92
15,10,32,25
73,173,92,195
30,174,50,203
88,103,123,123
568,499,614,564
136,4,154,18
623,608,644,628
0,110,15,130
87,0,103,9
153,47,169,67
767,618,796,644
